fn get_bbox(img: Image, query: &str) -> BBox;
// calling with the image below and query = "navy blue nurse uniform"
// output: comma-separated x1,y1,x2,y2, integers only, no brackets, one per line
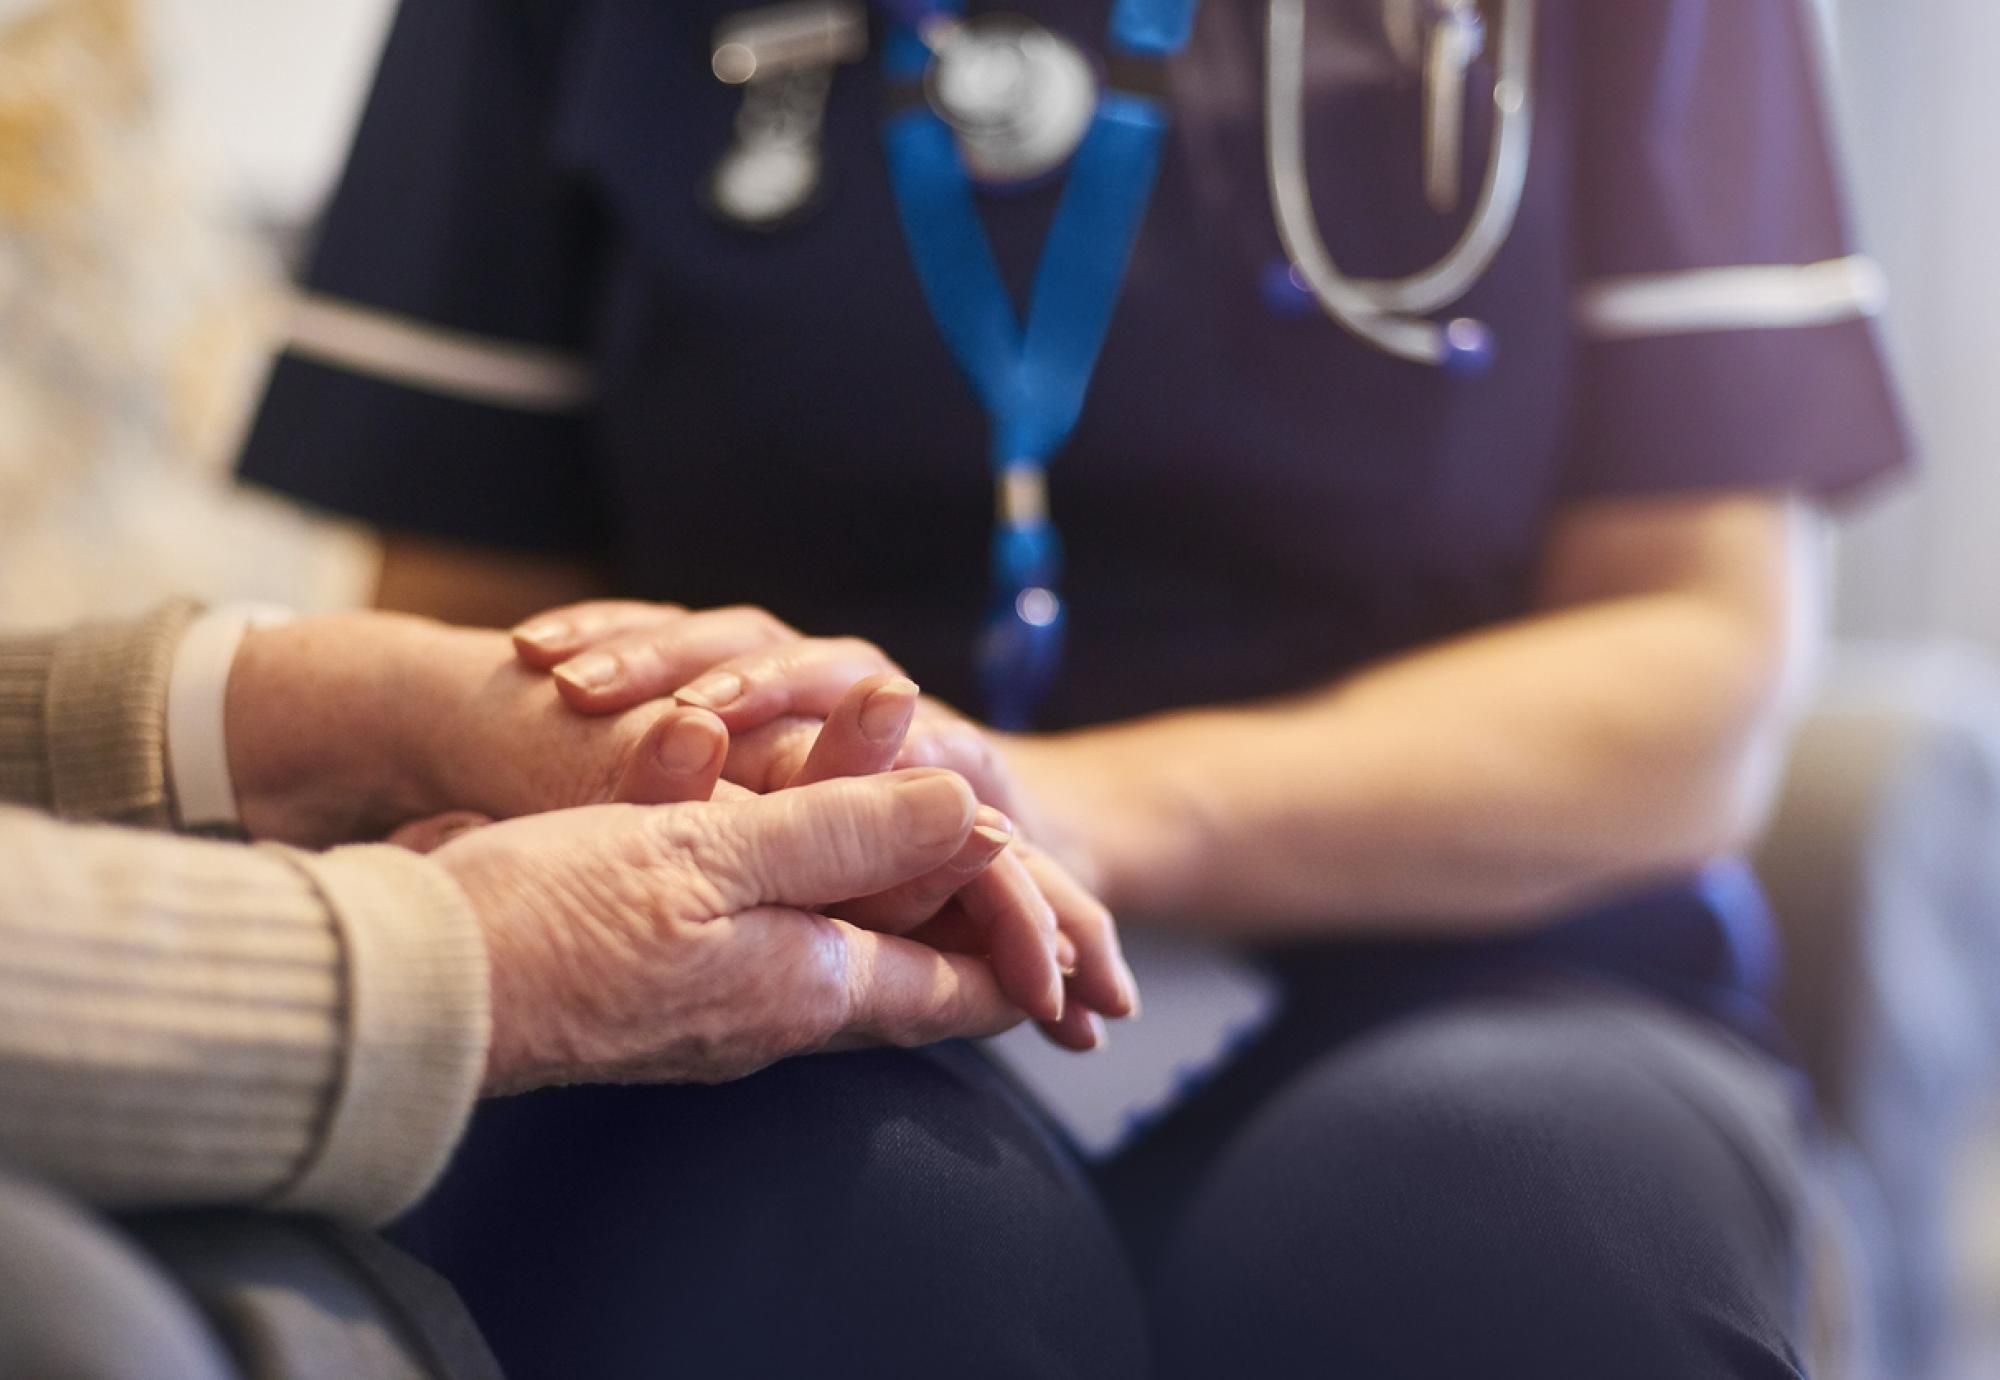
242,2,1911,1375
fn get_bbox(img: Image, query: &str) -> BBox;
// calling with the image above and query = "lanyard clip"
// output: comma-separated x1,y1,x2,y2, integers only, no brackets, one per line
706,2,869,231
980,468,1065,729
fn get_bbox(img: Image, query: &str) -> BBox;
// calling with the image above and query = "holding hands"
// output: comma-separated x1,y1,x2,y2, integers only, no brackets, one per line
508,600,1139,1048
224,601,1135,1087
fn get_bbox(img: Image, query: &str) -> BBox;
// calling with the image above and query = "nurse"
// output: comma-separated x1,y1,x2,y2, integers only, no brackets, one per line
239,0,1909,1375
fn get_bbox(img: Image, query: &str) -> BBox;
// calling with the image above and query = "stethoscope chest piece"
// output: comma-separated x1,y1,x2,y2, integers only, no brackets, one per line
925,15,1098,186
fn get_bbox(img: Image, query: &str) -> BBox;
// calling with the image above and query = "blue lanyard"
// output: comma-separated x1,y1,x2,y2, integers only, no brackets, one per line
879,0,1200,728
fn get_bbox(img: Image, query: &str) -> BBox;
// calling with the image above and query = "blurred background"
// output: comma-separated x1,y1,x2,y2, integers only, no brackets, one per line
2,0,1996,1373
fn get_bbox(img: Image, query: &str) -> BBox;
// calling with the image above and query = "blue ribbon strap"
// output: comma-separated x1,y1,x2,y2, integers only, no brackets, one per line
878,0,1197,726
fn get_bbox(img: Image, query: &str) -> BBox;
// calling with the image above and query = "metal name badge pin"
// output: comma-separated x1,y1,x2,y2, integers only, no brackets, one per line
923,14,1098,187
705,1,868,231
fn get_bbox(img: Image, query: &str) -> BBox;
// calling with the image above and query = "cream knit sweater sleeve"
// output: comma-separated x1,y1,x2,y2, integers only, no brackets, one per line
0,604,490,1225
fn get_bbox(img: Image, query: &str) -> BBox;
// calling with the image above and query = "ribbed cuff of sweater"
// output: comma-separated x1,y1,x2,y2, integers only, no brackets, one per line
269,843,491,1226
37,600,200,826
0,631,58,809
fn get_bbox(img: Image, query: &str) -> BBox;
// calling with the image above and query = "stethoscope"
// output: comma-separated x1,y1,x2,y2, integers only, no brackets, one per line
1266,0,1537,372
706,0,1538,725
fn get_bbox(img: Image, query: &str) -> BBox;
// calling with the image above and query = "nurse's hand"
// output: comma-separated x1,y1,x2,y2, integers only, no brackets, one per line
509,601,1037,829
434,769,1031,1093
509,601,1139,1031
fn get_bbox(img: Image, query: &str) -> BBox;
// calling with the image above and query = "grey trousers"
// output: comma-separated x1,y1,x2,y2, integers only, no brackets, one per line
0,1167,500,1380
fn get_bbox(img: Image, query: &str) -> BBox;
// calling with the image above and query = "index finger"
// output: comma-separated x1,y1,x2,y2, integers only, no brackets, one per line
787,674,920,787
512,600,687,668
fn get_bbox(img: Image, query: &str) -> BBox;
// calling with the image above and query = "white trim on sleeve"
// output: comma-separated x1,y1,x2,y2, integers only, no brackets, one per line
284,293,595,413
1575,255,1888,341
166,604,296,832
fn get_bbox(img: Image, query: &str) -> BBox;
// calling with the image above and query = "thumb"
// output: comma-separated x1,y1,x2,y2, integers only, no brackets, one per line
700,769,979,912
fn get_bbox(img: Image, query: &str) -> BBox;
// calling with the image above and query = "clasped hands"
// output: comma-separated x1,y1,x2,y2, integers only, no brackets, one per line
226,601,1136,1097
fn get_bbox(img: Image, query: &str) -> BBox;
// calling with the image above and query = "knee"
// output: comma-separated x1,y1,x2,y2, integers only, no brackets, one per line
1155,994,1804,1379
0,1168,234,1380
408,1046,1146,1379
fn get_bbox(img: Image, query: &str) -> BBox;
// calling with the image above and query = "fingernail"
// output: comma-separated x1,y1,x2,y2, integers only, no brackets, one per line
658,717,717,773
1119,961,1142,1019
513,619,569,651
858,677,919,743
1085,1011,1108,1049
1045,969,1067,1024
555,652,618,693
677,671,744,711
893,772,974,848
1055,932,1079,974
970,805,1014,845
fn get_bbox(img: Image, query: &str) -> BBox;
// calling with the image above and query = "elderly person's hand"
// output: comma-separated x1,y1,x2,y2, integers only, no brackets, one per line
435,768,1029,1092
508,602,1139,1038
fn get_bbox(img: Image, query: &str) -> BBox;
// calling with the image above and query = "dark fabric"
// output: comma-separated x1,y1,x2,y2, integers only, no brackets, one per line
1111,975,1811,1379
391,971,1809,1380
0,1165,238,1380
243,353,605,555
1565,0,1907,503
236,0,607,551
391,1045,1149,1380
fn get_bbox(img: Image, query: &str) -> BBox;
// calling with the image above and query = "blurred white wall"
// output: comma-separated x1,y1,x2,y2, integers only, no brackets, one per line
147,0,394,226
0,0,381,627
1829,0,2000,643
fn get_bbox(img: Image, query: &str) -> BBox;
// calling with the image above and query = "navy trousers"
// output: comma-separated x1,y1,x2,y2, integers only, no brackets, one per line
395,973,1810,1380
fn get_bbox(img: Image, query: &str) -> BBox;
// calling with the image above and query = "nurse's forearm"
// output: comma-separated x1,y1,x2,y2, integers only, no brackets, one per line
1016,496,1820,936
1023,595,1794,934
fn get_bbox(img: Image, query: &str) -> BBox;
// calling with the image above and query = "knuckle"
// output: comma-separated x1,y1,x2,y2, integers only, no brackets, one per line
830,636,899,672
721,606,794,642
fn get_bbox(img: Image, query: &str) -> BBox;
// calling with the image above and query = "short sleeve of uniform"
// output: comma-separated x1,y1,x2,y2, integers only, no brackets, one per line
1563,0,1911,503
237,0,607,555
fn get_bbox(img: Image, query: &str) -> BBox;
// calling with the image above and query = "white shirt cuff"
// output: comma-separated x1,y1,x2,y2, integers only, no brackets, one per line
166,603,295,831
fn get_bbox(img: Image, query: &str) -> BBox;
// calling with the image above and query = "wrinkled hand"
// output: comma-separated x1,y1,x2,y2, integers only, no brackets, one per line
436,769,1031,1093
511,601,1138,1042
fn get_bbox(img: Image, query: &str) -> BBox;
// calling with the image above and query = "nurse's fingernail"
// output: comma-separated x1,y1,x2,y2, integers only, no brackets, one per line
658,717,719,774
1045,969,1067,1024
1120,963,1142,1019
858,677,919,743
677,671,744,711
1055,932,1079,974
1083,1011,1108,1050
512,619,570,652
555,653,619,694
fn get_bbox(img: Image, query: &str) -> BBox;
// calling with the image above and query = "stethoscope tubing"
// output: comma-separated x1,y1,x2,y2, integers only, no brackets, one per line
1265,0,1537,365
